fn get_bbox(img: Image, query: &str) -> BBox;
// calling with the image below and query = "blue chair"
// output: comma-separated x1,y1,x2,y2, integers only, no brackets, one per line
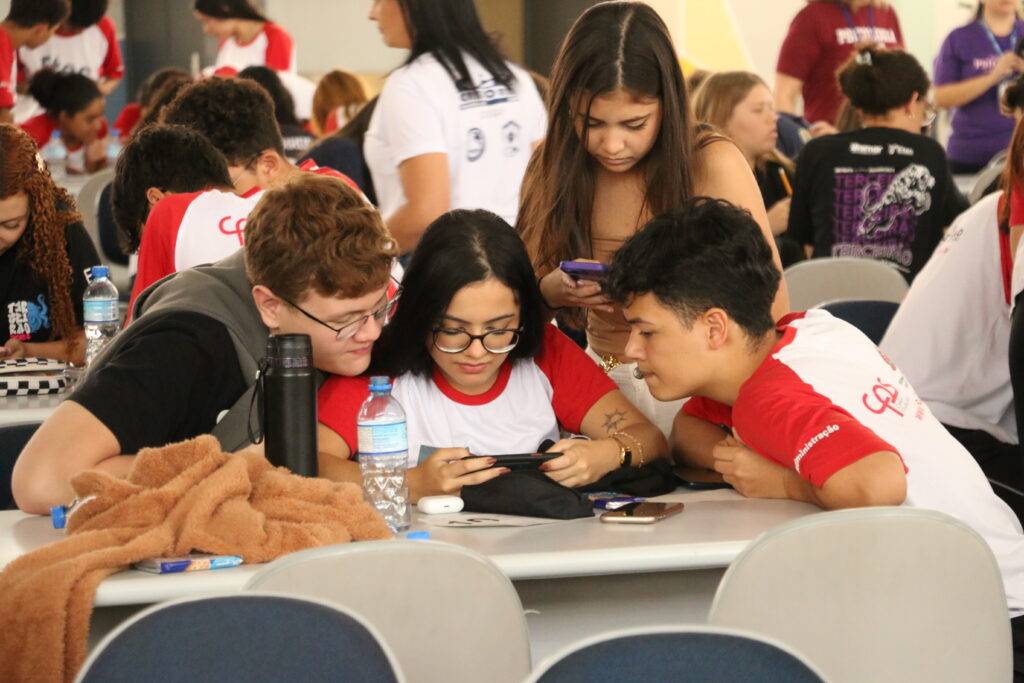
527,626,826,683
76,593,404,682
818,299,900,345
0,422,40,510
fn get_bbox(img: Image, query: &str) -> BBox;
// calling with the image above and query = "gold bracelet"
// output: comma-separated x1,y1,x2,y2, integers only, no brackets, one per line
610,431,645,467
608,434,630,467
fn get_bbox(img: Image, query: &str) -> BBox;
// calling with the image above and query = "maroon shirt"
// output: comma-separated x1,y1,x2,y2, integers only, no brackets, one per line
776,2,903,125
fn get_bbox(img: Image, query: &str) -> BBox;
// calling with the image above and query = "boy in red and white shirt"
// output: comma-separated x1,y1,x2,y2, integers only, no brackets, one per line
0,0,68,122
18,0,123,96
163,77,358,196
607,197,1024,618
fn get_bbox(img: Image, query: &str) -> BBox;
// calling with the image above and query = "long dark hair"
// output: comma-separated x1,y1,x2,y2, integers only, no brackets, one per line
372,209,545,378
518,2,701,281
193,0,267,22
397,0,514,91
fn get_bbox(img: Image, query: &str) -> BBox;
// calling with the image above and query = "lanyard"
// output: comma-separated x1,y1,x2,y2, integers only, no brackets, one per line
841,4,876,41
979,18,1019,57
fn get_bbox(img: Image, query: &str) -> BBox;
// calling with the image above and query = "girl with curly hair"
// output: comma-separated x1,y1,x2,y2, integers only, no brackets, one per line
0,124,99,363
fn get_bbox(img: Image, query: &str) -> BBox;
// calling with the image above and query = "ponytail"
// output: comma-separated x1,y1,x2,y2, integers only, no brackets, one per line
837,47,929,115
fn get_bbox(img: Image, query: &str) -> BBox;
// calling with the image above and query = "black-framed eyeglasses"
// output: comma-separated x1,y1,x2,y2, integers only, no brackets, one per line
282,286,402,341
431,326,524,354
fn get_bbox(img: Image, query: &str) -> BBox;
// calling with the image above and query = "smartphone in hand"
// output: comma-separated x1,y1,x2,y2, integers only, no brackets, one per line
463,453,561,472
559,261,608,282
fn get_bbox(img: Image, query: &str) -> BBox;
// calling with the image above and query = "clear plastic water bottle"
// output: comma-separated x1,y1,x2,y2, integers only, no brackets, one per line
41,130,67,181
83,265,119,366
358,376,410,531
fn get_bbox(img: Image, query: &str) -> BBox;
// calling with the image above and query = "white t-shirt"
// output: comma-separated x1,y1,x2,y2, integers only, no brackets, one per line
686,310,1024,615
318,325,616,467
880,192,1017,443
213,22,295,74
365,52,546,228
130,188,264,310
18,16,123,82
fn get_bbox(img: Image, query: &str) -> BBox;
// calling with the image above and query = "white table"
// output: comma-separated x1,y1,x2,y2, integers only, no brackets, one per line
0,490,819,662
0,392,64,427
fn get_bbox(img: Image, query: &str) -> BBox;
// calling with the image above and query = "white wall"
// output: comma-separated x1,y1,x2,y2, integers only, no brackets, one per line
264,0,405,78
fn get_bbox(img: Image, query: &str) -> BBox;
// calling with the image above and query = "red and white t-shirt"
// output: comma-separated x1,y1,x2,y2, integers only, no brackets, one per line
686,309,1024,614
130,187,264,310
0,26,17,109
880,192,1016,443
318,324,616,465
20,113,108,171
776,3,903,125
18,16,123,83
214,22,295,74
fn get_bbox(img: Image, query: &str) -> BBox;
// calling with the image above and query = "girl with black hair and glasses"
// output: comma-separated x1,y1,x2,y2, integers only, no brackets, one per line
317,209,666,502
364,0,546,255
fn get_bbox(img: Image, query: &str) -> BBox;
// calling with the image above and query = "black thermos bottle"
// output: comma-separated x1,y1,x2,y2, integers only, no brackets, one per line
263,334,318,477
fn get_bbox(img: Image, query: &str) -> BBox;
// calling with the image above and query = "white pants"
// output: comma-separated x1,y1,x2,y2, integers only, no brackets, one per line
585,347,684,438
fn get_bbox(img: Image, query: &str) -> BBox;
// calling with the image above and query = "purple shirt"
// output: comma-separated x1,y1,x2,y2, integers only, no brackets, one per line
935,20,1024,167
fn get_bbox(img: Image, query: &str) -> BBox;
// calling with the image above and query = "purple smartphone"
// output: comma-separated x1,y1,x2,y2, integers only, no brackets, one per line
559,261,608,282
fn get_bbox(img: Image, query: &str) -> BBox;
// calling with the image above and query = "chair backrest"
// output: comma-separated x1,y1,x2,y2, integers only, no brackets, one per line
969,153,1005,205
244,539,530,683
817,299,900,345
74,167,131,294
0,422,40,510
526,625,827,683
76,592,403,683
708,507,1012,683
784,257,908,311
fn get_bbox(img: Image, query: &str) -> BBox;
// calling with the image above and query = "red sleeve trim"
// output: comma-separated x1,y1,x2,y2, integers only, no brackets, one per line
129,192,201,316
299,159,361,192
0,29,16,109
682,397,735,429
19,114,56,149
1000,226,1012,306
534,325,616,433
113,103,141,134
317,374,373,456
262,23,294,72
735,360,905,488
97,17,124,80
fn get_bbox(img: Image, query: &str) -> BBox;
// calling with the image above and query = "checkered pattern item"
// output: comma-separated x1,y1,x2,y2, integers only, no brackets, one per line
0,357,66,396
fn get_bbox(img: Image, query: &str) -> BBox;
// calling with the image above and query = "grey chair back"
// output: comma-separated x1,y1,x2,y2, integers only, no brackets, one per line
244,539,530,683
709,507,1012,683
784,257,908,311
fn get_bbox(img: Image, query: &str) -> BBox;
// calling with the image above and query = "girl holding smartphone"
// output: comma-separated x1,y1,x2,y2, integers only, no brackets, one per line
517,1,787,434
316,209,667,502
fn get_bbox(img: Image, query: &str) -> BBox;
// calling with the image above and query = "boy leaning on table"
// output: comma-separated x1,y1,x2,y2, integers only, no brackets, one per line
11,173,397,514
605,197,1024,639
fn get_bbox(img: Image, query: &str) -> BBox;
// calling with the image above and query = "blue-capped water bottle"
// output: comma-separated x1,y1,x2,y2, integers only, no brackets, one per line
41,129,66,181
357,376,410,531
83,265,119,366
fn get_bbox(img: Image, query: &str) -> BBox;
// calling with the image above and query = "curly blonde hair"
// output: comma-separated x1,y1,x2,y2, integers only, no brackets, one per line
0,124,83,356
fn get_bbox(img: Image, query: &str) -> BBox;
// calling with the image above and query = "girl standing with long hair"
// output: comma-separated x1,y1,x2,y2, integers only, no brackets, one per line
0,124,99,363
517,1,788,434
365,0,546,254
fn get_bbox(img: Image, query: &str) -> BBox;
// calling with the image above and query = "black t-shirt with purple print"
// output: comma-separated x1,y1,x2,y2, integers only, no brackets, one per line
788,127,968,282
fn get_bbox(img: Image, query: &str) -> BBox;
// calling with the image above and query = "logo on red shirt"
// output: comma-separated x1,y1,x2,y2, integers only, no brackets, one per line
862,379,903,417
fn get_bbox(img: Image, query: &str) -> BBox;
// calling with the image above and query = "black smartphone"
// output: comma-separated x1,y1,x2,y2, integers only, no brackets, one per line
463,453,562,472
675,466,733,491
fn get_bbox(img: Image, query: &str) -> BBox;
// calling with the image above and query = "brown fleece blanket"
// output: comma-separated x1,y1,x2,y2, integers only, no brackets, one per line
0,435,392,683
